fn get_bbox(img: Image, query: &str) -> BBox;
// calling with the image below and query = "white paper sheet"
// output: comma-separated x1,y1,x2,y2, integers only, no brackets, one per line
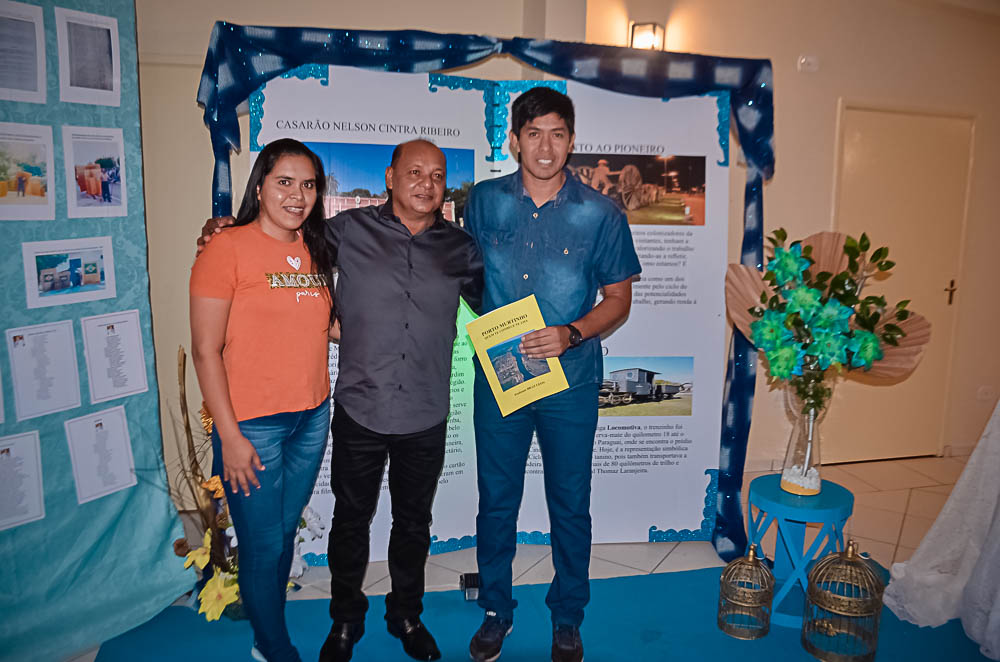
0,0,46,104
62,126,127,218
80,309,148,404
54,7,120,107
6,319,82,421
21,236,117,309
0,431,45,531
0,362,5,424
0,122,55,221
64,405,136,504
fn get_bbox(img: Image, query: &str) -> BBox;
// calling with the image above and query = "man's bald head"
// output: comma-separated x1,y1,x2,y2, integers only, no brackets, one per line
390,139,446,168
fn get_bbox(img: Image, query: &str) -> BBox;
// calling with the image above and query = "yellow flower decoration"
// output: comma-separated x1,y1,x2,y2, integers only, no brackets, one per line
184,530,212,570
201,475,225,499
198,572,239,621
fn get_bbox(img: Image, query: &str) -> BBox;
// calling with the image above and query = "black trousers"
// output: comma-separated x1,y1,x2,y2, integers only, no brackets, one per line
327,402,446,623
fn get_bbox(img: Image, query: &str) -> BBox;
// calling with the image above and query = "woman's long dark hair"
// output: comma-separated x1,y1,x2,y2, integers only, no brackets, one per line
234,138,336,323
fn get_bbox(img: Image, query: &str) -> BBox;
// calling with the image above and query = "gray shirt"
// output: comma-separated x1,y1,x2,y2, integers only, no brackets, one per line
326,201,483,435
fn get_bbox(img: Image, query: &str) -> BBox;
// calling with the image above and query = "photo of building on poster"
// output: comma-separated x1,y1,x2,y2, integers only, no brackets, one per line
567,153,705,226
599,356,693,416
303,141,475,224
486,331,551,392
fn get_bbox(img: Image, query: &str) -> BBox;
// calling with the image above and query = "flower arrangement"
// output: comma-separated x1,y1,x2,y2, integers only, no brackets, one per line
164,346,318,621
726,230,931,495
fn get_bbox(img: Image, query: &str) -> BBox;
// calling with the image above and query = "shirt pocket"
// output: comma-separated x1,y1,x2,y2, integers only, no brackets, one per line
481,227,515,249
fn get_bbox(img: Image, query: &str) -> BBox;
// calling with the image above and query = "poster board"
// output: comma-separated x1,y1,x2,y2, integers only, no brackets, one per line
252,64,728,562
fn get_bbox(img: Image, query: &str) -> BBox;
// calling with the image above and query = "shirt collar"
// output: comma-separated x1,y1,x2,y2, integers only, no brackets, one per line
378,195,447,230
509,167,582,208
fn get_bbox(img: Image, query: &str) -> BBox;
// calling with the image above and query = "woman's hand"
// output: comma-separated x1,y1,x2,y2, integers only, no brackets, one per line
220,433,265,496
329,318,342,342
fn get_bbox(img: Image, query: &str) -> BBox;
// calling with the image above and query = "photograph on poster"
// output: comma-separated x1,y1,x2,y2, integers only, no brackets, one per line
54,7,120,106
485,330,551,391
0,122,54,220
303,141,475,223
21,236,116,308
598,356,694,416
0,431,45,532
0,0,46,104
567,153,706,226
81,309,149,404
62,126,127,217
6,319,82,421
64,405,136,504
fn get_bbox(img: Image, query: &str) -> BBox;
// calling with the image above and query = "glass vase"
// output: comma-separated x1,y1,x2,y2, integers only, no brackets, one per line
779,389,825,496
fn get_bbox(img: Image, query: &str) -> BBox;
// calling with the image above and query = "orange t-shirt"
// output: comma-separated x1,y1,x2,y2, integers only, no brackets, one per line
190,223,331,422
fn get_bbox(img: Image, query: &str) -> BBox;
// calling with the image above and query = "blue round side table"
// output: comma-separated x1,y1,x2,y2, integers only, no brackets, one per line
747,474,854,628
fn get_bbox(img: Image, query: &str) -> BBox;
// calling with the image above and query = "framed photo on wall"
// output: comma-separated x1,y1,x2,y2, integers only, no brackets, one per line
55,7,120,107
62,126,127,218
0,122,55,220
0,0,46,104
21,235,117,309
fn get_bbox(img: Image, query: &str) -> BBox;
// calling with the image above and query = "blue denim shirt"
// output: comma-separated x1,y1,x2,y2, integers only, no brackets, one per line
465,169,641,387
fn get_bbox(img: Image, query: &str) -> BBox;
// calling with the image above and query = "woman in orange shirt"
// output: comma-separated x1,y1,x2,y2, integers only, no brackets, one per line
190,138,335,662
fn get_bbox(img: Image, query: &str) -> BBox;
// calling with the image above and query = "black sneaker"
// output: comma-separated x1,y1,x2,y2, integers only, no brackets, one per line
469,611,513,662
551,624,583,662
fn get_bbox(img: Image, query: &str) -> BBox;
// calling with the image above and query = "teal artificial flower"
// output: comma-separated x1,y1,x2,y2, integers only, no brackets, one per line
767,244,811,286
750,310,793,352
812,299,855,334
847,330,884,370
784,286,823,323
806,329,849,370
765,344,806,380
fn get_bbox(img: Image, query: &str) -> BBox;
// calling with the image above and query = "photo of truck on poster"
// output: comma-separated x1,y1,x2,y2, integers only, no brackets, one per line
599,356,693,416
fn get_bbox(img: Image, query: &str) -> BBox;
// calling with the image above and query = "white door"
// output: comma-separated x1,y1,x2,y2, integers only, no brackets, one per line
825,104,971,462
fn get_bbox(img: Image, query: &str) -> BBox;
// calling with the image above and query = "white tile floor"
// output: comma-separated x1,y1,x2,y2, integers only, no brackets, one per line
64,454,968,661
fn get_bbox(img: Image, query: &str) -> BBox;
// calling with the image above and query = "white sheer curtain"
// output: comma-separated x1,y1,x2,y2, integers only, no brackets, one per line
883,399,1000,660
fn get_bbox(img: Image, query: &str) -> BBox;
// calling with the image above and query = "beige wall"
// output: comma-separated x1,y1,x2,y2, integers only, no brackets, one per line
138,0,1000,497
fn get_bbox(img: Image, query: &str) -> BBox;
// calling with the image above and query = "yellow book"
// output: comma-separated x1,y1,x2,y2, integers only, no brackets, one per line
465,294,569,416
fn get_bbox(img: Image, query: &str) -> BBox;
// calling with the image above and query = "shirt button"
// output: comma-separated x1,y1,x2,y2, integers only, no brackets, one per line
406,291,411,298
405,323,409,329
523,273,529,280
398,385,403,390
532,212,539,219
401,353,405,360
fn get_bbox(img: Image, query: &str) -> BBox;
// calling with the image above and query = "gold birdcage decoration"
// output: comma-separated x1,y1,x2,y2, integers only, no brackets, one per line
802,540,886,662
717,544,775,640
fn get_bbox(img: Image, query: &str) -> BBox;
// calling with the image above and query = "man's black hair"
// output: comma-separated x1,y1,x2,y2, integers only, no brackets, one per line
510,87,575,136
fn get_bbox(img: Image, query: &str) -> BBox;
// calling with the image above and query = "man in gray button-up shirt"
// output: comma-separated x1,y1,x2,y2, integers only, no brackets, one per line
320,141,481,662
319,140,482,662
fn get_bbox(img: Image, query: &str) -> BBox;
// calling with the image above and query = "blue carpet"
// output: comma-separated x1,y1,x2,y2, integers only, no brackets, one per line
97,568,987,661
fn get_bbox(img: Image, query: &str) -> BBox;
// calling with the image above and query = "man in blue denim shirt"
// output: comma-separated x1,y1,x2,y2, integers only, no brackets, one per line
465,87,641,662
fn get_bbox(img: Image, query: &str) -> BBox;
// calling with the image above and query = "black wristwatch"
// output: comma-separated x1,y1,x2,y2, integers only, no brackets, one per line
565,324,583,348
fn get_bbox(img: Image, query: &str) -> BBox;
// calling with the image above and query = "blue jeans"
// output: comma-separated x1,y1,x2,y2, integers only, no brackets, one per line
473,367,599,627
211,398,330,662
